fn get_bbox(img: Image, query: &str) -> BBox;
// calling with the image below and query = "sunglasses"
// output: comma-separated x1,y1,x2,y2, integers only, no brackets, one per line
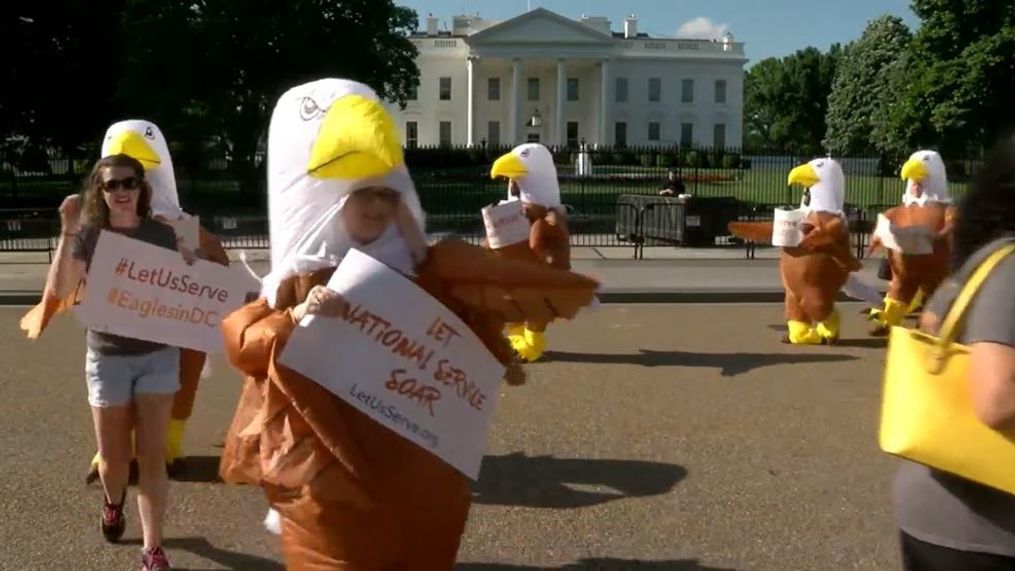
101,177,142,192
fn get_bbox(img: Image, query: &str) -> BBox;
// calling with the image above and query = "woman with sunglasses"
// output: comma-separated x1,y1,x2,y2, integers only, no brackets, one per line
48,153,195,571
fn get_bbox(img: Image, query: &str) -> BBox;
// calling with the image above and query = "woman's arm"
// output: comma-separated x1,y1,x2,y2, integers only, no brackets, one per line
968,342,1015,431
49,195,87,299
964,255,1015,432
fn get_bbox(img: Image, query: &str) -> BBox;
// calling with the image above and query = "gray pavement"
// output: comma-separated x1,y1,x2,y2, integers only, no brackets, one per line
0,245,888,305
1,304,903,570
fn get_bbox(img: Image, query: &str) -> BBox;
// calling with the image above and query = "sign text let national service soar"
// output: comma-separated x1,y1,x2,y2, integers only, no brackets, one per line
75,230,259,353
277,249,506,480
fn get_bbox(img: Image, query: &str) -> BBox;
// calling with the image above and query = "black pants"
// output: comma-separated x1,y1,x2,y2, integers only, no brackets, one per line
879,257,893,280
901,531,1015,571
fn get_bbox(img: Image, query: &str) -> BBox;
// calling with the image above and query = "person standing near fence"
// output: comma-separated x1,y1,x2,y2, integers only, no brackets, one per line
46,154,196,571
892,138,1015,571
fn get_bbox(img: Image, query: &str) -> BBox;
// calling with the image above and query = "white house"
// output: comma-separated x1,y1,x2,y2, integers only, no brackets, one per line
385,8,748,149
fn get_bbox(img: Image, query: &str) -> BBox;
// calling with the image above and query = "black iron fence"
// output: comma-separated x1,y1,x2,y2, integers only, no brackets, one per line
0,144,981,258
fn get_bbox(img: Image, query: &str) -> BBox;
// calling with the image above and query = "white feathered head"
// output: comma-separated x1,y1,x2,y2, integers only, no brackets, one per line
489,143,561,210
901,150,950,206
787,157,845,216
101,120,183,220
261,78,425,303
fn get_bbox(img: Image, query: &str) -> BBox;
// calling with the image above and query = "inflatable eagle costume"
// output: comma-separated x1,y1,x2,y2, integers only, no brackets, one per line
216,78,598,569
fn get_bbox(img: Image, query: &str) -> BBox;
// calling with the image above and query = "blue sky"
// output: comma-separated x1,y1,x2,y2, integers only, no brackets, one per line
397,0,921,64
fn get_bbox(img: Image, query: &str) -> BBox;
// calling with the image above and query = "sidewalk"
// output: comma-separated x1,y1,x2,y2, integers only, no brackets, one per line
0,245,886,305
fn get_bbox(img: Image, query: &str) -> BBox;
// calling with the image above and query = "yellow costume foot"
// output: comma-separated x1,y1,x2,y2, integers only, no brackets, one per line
815,309,840,344
509,328,546,362
165,419,188,479
870,298,907,337
783,320,823,345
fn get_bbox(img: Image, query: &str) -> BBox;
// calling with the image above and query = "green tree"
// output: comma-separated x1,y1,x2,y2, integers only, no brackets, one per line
896,0,1015,154
117,0,420,184
824,15,912,155
743,46,842,154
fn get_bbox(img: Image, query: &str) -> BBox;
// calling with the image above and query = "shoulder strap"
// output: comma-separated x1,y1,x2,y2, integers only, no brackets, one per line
938,243,1015,344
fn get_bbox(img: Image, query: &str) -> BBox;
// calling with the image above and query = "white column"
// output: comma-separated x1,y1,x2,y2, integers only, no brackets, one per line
556,58,567,146
466,56,476,147
599,59,610,146
509,58,522,144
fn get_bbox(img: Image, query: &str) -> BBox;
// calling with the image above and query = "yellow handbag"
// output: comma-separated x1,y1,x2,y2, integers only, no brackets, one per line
879,243,1015,495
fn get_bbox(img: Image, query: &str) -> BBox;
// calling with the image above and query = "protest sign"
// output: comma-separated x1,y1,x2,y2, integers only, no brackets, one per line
277,249,506,480
75,230,258,353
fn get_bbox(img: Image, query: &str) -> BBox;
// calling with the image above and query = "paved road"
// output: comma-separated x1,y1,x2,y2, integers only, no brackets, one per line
0,304,902,570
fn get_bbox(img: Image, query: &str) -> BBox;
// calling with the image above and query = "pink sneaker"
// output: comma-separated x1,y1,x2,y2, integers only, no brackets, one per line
140,546,171,571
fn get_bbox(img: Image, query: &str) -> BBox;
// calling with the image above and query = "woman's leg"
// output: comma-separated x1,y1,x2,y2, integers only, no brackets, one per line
134,392,174,549
91,404,133,507
133,347,180,550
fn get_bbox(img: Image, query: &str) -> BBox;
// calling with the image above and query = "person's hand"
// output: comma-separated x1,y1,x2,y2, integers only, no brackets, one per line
293,285,348,321
58,194,83,233
179,245,197,265
658,189,674,196
867,234,883,256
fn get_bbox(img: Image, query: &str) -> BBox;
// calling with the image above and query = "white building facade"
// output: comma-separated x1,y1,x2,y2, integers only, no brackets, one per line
385,8,748,149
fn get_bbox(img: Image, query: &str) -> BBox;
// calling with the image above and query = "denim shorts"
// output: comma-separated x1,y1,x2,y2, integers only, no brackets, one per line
84,346,181,408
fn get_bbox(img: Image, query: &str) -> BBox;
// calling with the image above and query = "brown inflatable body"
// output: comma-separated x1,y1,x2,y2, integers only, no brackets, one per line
729,212,861,343
880,203,955,303
219,238,598,569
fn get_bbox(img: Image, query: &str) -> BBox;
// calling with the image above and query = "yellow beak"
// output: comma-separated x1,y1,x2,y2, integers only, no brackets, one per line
307,95,403,180
105,131,161,170
900,157,928,182
490,152,528,180
787,163,820,188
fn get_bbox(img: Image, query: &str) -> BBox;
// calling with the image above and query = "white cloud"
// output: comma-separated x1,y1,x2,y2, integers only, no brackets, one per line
676,16,730,40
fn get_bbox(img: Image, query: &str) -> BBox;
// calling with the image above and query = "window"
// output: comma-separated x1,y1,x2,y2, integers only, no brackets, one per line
680,122,694,147
682,78,694,103
407,83,418,101
439,121,452,146
566,121,579,147
487,121,500,146
714,79,727,104
615,77,628,102
713,123,726,148
406,121,418,149
648,122,661,142
488,77,500,101
526,133,541,143
614,122,627,147
648,78,661,102
567,78,579,101
527,77,540,101
439,77,452,100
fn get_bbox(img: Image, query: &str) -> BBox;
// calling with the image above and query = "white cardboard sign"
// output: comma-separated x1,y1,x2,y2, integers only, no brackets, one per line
276,249,506,480
771,208,806,247
75,230,258,353
482,201,530,249
874,213,934,255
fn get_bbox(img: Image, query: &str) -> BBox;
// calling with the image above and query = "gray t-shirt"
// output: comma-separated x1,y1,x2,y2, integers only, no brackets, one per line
72,219,179,355
894,236,1015,556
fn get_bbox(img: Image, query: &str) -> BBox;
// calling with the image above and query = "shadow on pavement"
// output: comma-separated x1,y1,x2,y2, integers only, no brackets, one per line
543,349,857,377
169,456,225,484
123,537,282,570
457,558,740,570
473,452,686,509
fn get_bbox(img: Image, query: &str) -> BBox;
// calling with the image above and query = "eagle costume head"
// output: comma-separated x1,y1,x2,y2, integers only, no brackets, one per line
489,143,562,211
101,120,183,220
260,78,425,304
901,150,950,206
787,157,846,216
